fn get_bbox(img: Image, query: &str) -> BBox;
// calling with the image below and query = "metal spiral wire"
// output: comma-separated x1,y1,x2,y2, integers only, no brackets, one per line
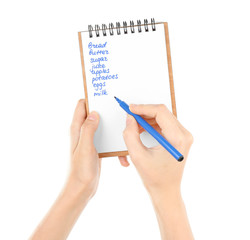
88,18,156,38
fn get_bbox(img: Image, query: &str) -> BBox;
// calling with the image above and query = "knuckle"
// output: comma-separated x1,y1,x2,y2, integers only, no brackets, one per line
158,104,167,112
186,132,194,145
176,131,194,147
83,119,95,128
176,134,185,147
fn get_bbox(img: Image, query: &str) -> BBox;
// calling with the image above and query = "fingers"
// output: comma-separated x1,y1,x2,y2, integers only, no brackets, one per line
70,99,87,153
129,104,192,149
78,111,100,152
129,104,183,138
123,115,146,158
129,104,176,129
118,156,130,167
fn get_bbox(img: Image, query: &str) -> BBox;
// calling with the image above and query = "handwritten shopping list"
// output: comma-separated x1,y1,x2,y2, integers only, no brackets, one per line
88,42,118,97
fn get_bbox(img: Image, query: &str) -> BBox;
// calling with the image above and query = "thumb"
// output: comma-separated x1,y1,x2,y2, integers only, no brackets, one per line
79,111,100,151
123,115,146,158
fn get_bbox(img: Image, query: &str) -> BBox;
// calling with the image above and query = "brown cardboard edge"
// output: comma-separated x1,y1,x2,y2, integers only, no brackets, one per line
78,32,89,115
99,151,128,158
163,22,177,117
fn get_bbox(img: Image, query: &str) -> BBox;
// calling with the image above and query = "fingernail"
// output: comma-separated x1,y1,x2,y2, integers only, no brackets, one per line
126,115,132,126
88,112,97,121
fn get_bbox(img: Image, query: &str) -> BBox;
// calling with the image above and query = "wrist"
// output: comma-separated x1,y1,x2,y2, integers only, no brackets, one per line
148,186,182,209
149,188,194,240
63,176,93,205
151,190,184,226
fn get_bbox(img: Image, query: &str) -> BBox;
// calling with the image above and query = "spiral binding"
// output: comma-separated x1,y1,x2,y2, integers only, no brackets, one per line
88,18,156,38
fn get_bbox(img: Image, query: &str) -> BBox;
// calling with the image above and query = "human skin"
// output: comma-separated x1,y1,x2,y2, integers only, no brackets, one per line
122,104,194,240
30,100,194,240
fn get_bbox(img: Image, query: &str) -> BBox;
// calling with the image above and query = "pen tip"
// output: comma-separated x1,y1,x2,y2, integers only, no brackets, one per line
114,96,117,99
178,156,184,162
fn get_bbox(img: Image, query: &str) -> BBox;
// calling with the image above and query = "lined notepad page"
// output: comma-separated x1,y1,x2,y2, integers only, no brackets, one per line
80,23,171,153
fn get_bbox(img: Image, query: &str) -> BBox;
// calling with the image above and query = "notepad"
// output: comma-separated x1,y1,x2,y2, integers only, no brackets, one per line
78,19,177,158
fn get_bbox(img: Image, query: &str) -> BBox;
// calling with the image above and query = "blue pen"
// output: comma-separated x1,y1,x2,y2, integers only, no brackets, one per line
114,97,184,162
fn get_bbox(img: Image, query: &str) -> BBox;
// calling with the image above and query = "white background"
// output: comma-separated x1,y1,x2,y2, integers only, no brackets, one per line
0,0,249,239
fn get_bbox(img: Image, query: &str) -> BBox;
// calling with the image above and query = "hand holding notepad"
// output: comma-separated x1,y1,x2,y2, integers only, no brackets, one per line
78,19,177,157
